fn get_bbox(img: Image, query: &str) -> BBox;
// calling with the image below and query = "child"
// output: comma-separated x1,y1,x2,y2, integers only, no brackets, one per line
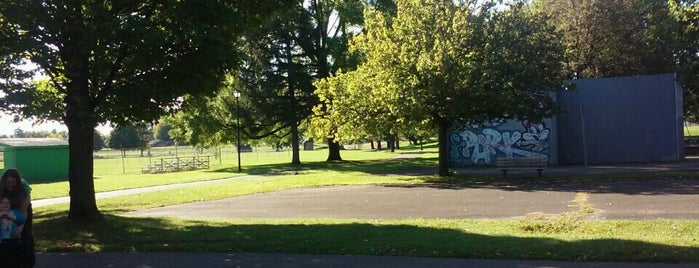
0,196,25,240
0,196,26,267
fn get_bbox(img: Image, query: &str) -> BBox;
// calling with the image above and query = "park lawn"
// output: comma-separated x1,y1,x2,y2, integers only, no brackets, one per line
685,124,699,136
30,142,699,263
31,146,417,199
33,209,699,263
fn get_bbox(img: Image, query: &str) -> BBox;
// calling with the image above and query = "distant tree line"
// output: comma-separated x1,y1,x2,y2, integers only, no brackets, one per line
9,121,176,152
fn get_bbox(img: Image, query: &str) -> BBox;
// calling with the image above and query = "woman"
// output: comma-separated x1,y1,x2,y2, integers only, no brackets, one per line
0,168,34,267
0,169,30,228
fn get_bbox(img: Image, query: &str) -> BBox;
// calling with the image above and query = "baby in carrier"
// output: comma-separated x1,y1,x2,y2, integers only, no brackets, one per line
0,196,26,267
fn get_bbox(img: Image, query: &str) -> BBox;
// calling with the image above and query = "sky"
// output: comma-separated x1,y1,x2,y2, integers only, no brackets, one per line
0,113,112,137
0,62,116,137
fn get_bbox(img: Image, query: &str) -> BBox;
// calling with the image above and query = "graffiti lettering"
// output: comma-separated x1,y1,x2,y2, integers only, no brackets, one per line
449,121,550,165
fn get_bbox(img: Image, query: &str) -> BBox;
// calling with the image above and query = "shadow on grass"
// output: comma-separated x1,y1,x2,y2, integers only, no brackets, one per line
206,153,699,196
207,155,440,176
33,212,698,263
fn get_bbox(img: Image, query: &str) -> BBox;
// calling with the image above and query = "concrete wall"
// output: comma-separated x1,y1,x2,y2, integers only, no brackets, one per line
556,73,683,164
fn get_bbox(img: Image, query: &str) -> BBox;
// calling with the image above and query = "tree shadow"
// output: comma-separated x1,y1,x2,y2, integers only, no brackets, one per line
206,156,439,176
204,152,699,196
32,213,699,263
402,175,699,195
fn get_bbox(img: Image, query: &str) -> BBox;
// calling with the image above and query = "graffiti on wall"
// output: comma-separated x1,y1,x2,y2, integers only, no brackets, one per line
449,121,550,165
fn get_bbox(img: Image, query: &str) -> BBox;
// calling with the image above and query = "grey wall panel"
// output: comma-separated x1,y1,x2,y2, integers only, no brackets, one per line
557,73,682,164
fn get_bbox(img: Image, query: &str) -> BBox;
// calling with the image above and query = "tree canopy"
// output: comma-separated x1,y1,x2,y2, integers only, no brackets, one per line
534,0,698,121
108,125,147,149
534,0,673,78
0,0,288,220
153,121,174,144
315,0,566,175
669,0,699,122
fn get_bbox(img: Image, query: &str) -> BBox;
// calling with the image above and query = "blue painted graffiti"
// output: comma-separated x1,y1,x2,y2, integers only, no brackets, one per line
449,121,550,165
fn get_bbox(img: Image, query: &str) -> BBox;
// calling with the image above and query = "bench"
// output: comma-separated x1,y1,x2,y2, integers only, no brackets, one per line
495,157,547,178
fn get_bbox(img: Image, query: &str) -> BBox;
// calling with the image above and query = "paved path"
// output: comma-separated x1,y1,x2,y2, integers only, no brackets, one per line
125,179,699,220
33,175,265,208
34,252,698,268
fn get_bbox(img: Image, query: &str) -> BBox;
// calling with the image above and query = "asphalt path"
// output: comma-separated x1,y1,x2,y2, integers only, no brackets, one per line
126,178,699,220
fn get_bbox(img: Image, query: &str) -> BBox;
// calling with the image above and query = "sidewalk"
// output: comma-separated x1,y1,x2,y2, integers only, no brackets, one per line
33,174,265,208
35,252,699,268
126,178,699,220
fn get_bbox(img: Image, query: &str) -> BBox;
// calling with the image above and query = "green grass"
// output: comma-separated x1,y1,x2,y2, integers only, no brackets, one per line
30,142,699,263
32,145,425,199
90,142,425,175
33,213,699,262
685,125,699,136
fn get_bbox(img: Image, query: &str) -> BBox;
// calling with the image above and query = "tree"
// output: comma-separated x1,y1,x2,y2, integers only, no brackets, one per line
47,130,68,140
153,121,174,145
234,3,319,165
13,128,24,138
534,0,698,122
135,124,154,149
670,0,699,122
313,64,407,151
108,126,144,149
173,0,368,164
0,1,288,220
93,131,105,151
21,130,67,139
316,0,566,175
534,0,655,78
532,0,685,79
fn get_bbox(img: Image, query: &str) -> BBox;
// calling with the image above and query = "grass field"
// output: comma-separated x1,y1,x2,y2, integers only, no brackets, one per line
32,142,413,199
30,142,699,263
684,124,699,136
91,144,344,175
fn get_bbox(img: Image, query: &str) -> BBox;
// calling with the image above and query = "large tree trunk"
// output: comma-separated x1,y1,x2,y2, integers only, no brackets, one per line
389,135,395,152
291,123,301,165
63,4,101,220
326,138,342,161
284,35,301,166
66,105,101,220
437,119,451,176
395,133,400,149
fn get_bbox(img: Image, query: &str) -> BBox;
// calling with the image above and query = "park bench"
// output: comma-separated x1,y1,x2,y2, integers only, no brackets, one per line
495,157,547,179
